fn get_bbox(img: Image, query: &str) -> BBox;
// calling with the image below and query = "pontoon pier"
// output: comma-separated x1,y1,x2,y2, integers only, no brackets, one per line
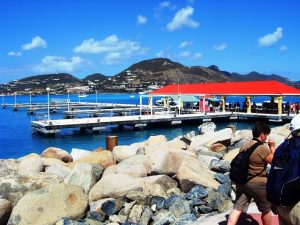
31,111,292,135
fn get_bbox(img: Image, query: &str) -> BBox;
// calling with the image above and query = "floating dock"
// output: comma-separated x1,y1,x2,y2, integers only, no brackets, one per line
31,111,293,135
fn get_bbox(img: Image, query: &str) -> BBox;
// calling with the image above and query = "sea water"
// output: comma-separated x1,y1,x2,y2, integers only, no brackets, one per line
0,94,298,159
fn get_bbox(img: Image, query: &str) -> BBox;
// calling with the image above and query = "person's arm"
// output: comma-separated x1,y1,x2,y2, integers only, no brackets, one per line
264,141,275,164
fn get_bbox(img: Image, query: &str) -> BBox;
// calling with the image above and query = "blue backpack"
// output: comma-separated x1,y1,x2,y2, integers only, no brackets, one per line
267,137,300,206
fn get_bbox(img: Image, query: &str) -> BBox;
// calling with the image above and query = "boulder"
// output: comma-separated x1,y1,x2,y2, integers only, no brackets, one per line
65,163,101,194
8,183,88,225
176,156,219,192
210,143,227,153
141,175,178,198
0,199,11,225
0,160,18,178
18,153,41,160
70,148,92,161
198,122,216,134
0,173,63,206
42,147,73,163
189,128,233,151
41,157,67,167
45,164,72,179
237,129,252,140
148,149,196,175
89,174,141,202
89,174,177,202
70,151,115,169
112,143,144,163
18,157,44,175
145,138,187,155
102,155,150,178
271,123,291,138
144,135,168,147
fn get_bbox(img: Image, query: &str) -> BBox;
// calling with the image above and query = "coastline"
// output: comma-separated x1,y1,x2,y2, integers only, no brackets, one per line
0,122,289,224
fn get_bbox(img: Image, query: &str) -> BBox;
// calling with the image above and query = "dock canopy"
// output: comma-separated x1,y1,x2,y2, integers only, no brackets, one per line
150,80,300,96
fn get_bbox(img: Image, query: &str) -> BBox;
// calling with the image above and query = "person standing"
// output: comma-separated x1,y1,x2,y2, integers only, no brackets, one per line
227,122,275,225
271,114,300,225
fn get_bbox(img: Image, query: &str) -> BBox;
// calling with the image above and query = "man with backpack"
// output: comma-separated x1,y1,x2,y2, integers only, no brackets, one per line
227,122,275,225
267,114,300,225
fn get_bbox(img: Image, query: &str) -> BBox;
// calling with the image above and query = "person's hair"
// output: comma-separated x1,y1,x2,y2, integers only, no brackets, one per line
252,122,271,138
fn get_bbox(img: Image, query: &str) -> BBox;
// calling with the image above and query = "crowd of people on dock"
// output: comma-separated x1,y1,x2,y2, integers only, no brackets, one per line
227,115,300,225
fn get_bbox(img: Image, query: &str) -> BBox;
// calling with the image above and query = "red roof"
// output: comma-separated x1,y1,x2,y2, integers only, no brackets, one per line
150,80,300,96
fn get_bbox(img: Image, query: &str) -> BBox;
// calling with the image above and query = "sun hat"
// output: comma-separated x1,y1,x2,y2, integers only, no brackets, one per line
290,114,300,132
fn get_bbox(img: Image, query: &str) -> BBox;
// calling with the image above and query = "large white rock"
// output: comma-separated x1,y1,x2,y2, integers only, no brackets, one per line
103,155,150,178
189,128,233,151
144,135,168,147
176,156,219,192
42,147,73,163
0,160,18,177
112,143,144,163
18,157,44,175
45,164,71,179
41,157,67,167
64,163,98,194
271,123,291,138
8,183,88,225
145,138,187,155
89,174,177,202
70,151,115,169
70,148,91,161
0,173,63,206
147,149,196,175
237,129,252,140
89,174,141,202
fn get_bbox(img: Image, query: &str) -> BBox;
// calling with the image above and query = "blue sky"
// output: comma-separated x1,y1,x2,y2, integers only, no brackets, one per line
1,0,299,83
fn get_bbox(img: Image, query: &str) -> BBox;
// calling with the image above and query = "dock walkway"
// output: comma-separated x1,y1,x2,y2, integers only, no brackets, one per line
31,111,292,135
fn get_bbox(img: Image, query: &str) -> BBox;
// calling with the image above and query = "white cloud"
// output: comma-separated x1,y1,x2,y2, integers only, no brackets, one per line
179,41,192,48
137,15,147,26
213,43,228,51
193,53,203,59
159,1,172,9
179,51,191,58
258,27,283,47
154,1,176,18
279,45,288,52
8,51,22,57
35,56,83,73
74,34,147,65
103,52,122,65
167,6,199,31
74,35,141,54
22,36,47,51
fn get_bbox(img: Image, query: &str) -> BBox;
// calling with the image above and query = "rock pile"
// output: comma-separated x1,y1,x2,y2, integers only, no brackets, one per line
0,123,290,225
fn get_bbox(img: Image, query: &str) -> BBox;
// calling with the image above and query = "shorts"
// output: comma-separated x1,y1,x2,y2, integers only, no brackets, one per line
233,182,271,214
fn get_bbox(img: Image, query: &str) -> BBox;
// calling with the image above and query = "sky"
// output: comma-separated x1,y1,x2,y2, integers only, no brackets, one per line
1,0,299,83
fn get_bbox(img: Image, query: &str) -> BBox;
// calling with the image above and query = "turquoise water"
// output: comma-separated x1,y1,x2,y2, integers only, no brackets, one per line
0,94,298,159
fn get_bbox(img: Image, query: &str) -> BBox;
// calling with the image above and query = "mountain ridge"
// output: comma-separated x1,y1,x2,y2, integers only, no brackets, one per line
0,58,299,94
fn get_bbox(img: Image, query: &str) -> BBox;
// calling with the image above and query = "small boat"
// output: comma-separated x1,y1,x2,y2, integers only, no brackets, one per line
130,95,135,98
